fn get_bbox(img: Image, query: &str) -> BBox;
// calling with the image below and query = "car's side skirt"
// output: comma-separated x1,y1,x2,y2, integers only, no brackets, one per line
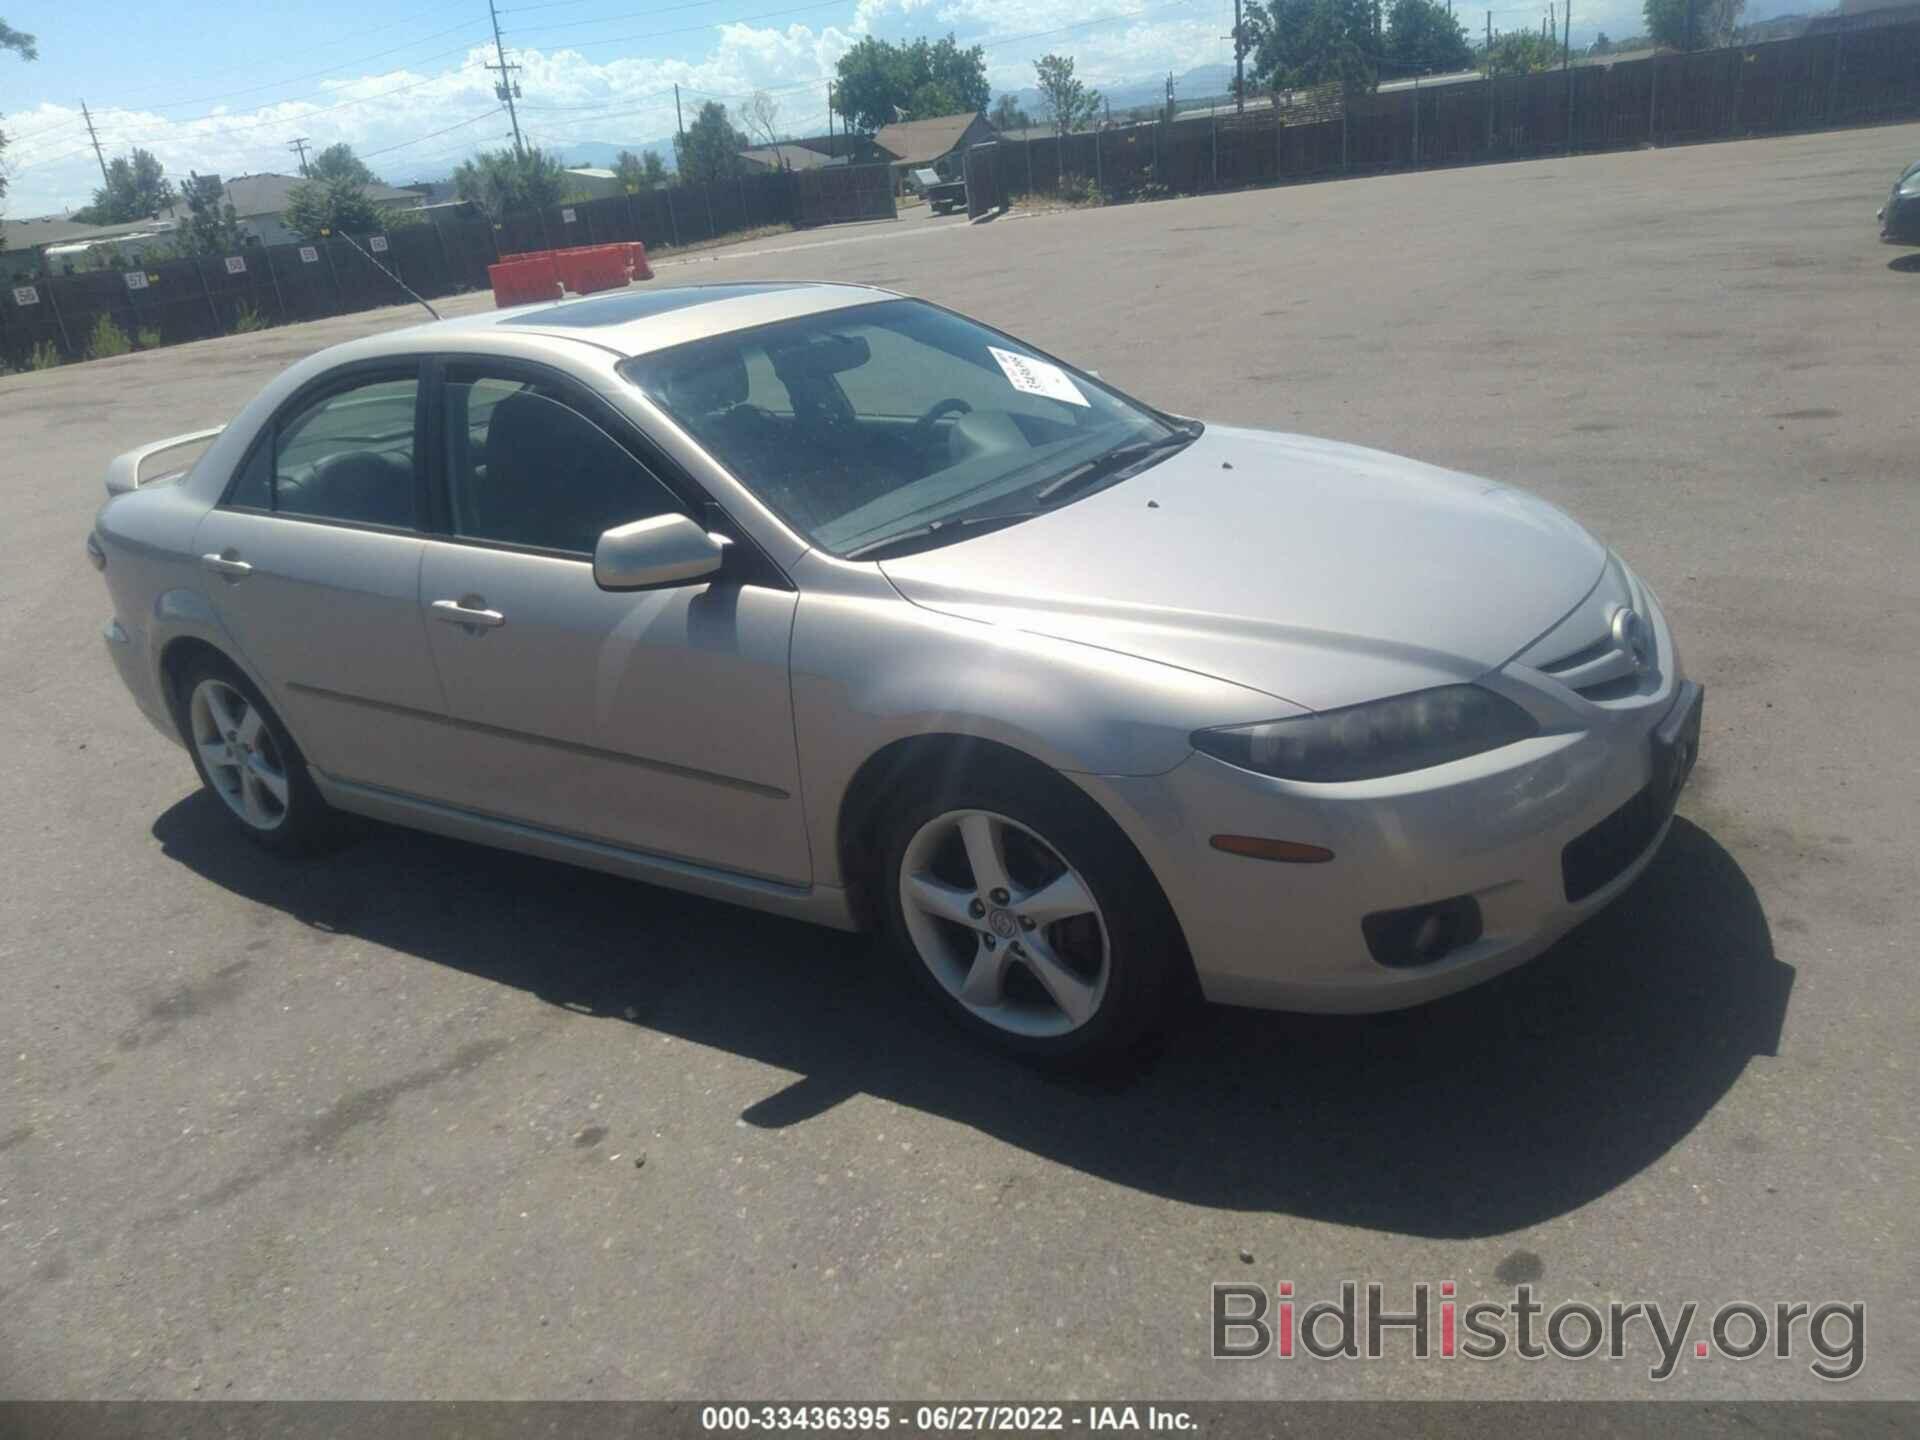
313,771,862,933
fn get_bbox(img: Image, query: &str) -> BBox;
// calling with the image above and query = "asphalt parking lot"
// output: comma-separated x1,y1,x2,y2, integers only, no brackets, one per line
3,121,1918,1402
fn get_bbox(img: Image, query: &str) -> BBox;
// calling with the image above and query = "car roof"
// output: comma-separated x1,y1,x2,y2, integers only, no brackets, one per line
403,281,899,359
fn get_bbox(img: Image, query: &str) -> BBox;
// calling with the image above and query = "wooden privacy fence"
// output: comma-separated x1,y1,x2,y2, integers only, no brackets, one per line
2,168,814,367
997,21,1920,201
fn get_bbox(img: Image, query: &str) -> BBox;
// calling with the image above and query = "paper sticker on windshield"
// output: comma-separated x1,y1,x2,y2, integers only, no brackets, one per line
988,346,1089,407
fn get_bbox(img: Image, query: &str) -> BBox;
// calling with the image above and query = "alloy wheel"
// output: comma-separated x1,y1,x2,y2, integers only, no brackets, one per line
897,808,1110,1037
188,678,290,832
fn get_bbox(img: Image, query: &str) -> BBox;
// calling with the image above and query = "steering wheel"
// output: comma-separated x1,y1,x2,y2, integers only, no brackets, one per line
910,397,973,453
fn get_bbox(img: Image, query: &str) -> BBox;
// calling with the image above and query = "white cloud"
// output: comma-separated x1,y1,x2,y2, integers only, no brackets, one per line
2,1,1245,216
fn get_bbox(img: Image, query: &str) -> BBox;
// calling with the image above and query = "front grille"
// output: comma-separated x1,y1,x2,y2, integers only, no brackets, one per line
1562,784,1670,902
1537,626,1648,699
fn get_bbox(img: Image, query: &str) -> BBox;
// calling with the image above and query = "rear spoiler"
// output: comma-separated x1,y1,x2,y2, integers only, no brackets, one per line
104,426,226,498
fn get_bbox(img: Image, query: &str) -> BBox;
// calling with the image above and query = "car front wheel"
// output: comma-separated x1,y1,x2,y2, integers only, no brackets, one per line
878,773,1184,1068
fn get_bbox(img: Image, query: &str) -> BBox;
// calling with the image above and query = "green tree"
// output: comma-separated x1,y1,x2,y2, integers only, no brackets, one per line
832,33,989,133
1480,30,1565,75
1643,0,1743,50
307,142,379,186
1590,31,1615,55
614,148,668,190
0,16,38,249
1033,54,1102,137
179,172,247,256
282,176,384,239
673,101,747,185
989,94,1033,132
1247,0,1377,95
73,148,176,224
452,145,569,222
1383,0,1475,78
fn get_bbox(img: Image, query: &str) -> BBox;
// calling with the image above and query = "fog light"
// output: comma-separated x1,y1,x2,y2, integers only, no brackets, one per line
1361,895,1483,969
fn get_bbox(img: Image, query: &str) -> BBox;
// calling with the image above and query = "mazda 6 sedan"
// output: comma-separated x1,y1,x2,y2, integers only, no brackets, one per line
90,283,1701,1066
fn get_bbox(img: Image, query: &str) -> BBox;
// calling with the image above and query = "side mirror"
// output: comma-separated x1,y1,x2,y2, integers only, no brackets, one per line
593,513,726,591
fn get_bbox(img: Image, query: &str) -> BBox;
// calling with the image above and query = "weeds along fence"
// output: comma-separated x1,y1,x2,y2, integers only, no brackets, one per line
0,164,896,368
999,22,1920,202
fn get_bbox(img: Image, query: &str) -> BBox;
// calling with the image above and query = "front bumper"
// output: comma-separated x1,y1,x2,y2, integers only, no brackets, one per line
1881,192,1920,244
1086,610,1698,1013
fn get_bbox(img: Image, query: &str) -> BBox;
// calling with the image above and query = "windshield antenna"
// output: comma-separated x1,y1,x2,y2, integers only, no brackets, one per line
323,227,441,321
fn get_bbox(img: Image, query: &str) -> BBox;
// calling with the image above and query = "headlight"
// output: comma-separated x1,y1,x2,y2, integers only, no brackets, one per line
1192,685,1539,783
1900,180,1920,199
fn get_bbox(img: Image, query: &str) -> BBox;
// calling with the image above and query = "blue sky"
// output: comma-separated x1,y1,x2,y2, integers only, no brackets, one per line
2,0,1741,216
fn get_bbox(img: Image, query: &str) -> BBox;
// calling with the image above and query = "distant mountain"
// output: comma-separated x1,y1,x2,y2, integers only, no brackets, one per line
541,139,680,172
994,63,1240,125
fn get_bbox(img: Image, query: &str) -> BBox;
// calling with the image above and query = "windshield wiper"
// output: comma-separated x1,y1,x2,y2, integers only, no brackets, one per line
1032,424,1201,506
842,510,1041,562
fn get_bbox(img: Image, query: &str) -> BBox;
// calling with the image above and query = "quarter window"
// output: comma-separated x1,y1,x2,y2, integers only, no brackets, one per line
442,373,682,554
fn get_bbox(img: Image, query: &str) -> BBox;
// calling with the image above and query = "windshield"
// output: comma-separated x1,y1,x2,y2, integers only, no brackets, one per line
618,298,1189,558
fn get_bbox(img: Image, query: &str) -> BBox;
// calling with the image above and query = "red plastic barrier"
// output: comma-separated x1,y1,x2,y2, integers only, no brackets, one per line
626,242,653,282
554,244,630,296
487,255,562,309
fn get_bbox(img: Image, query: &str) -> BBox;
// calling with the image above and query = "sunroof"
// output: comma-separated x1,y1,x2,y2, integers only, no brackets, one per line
499,283,811,329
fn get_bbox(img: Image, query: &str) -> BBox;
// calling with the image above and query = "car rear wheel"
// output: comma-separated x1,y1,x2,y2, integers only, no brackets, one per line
878,772,1183,1068
177,656,340,856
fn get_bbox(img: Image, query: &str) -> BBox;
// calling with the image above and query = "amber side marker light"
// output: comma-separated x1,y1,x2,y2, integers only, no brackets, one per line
1210,835,1335,864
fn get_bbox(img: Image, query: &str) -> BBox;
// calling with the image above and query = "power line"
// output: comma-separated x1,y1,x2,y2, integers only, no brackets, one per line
358,108,507,158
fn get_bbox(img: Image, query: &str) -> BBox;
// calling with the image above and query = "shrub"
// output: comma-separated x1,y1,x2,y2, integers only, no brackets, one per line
86,314,133,360
137,326,163,350
27,340,63,371
231,301,270,334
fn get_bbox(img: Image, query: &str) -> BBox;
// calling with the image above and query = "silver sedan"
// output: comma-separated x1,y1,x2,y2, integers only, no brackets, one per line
90,283,1701,1066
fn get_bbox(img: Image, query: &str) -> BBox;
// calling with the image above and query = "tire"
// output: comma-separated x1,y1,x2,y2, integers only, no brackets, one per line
876,767,1185,1069
174,654,343,857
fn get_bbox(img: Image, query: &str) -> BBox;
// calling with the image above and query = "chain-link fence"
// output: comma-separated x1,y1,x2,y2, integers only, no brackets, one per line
997,22,1920,204
1,164,897,368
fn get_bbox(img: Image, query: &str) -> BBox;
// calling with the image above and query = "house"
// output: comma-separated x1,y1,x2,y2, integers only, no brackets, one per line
159,172,424,246
562,167,626,200
738,143,848,173
2,213,182,279
871,111,999,191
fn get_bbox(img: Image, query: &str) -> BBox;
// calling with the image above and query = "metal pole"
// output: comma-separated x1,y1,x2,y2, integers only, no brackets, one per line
42,277,73,357
1649,54,1659,142
666,185,681,247
1564,0,1574,155
264,246,287,324
193,257,222,335
322,239,344,313
1234,0,1245,114
1095,129,1103,194
1413,76,1420,166
1211,106,1219,189
1487,14,1496,154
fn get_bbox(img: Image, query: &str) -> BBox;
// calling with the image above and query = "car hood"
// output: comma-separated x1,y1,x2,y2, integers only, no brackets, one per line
877,425,1606,713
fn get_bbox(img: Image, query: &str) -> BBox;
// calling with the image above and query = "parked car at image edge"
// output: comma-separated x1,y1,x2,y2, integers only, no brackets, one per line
1880,157,1920,244
88,282,1702,1066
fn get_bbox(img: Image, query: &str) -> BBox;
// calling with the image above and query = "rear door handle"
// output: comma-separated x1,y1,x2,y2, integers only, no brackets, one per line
201,552,253,580
431,598,506,629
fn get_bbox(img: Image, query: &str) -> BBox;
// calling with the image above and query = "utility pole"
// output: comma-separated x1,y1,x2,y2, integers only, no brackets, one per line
486,0,525,156
1233,0,1246,114
675,83,685,145
287,136,311,177
81,100,110,188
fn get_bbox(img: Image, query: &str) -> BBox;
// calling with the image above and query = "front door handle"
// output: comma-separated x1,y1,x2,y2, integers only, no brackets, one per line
430,598,506,629
201,552,253,580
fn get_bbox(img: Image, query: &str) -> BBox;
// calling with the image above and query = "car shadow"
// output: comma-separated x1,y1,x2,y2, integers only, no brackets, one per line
1888,252,1920,273
152,799,1789,1238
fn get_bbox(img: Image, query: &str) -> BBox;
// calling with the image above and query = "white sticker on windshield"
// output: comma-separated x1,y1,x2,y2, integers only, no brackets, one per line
988,346,1089,407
